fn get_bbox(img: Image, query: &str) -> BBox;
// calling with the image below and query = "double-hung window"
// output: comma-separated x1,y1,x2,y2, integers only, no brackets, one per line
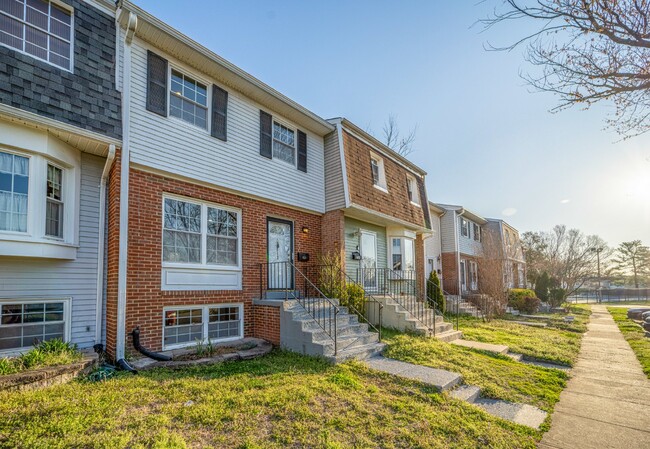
162,196,241,268
0,0,73,70
0,151,28,233
163,304,242,350
272,122,295,165
391,237,415,272
0,299,69,352
45,163,63,238
460,217,469,237
473,223,480,242
170,69,208,129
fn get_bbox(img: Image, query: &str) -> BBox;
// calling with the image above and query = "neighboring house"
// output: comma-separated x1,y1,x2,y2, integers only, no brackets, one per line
485,219,527,289
435,204,487,296
105,1,342,361
0,0,121,355
322,118,432,289
424,203,444,281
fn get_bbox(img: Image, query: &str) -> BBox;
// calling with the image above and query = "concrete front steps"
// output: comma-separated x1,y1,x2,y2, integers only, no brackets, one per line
446,295,482,316
370,295,462,342
280,300,384,363
365,355,547,429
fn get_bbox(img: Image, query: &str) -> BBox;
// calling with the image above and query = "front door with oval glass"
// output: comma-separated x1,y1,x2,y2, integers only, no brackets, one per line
267,219,293,290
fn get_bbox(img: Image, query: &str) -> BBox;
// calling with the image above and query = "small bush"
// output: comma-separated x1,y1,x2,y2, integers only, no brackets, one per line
342,283,366,314
0,339,81,376
426,270,445,313
509,296,541,314
0,358,17,375
508,289,537,303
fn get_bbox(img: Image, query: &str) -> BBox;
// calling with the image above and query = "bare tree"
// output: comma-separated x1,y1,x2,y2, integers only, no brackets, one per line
477,230,510,318
483,1,650,138
522,225,610,300
382,114,417,156
612,240,650,288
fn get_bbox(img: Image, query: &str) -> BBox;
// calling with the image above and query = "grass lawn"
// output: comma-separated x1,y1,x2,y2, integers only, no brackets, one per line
607,307,650,379
456,305,591,367
0,350,541,449
382,329,568,417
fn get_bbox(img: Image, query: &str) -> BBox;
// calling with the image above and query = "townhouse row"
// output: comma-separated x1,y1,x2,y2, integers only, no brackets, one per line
0,0,524,360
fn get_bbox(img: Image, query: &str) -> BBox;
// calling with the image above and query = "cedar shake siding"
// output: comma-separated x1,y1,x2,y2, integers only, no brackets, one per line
342,130,427,229
0,0,121,139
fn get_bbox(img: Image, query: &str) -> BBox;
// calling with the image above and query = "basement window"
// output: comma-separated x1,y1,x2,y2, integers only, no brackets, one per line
162,304,243,350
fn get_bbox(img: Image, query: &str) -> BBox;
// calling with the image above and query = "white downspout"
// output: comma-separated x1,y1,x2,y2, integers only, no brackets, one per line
456,210,464,296
116,10,137,360
94,144,116,345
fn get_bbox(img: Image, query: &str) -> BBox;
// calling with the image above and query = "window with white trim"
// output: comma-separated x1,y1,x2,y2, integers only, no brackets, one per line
469,261,478,290
460,217,469,237
0,151,29,232
45,163,63,238
162,196,241,268
391,237,415,272
407,175,420,205
162,304,242,350
473,223,480,242
169,69,208,129
0,299,68,351
370,153,387,190
272,121,295,165
0,0,73,70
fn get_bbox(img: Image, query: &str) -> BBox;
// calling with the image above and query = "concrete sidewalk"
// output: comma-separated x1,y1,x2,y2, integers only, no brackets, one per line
540,305,650,449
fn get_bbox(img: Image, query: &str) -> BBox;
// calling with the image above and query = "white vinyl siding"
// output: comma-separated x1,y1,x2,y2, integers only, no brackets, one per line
323,130,346,211
0,153,104,350
439,211,457,253
129,39,325,213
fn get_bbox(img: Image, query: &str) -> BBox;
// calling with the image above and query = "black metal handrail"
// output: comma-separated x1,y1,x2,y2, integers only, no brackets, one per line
304,264,384,344
356,268,440,336
258,261,340,355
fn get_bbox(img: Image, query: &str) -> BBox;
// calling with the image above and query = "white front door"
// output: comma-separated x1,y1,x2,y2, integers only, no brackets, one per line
267,219,293,289
360,231,377,290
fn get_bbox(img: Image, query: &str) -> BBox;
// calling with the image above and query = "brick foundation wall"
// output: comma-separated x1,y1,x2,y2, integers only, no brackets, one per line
105,167,322,356
252,304,280,345
441,252,458,295
321,210,345,269
105,150,121,357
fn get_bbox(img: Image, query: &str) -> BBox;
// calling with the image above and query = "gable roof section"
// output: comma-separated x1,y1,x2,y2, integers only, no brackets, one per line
435,203,488,225
117,1,334,137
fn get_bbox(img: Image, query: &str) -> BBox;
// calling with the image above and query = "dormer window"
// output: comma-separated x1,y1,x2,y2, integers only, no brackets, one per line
169,69,208,129
370,153,387,191
0,0,73,71
407,175,420,206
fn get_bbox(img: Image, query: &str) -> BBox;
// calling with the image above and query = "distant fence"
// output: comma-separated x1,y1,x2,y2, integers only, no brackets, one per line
567,288,650,303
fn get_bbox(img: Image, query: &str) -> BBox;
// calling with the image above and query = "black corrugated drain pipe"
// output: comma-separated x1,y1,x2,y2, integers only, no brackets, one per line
116,358,138,374
131,327,172,361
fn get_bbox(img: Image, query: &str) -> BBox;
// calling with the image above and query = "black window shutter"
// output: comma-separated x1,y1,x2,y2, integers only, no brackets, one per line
146,51,168,116
259,110,272,158
211,85,228,141
297,130,307,172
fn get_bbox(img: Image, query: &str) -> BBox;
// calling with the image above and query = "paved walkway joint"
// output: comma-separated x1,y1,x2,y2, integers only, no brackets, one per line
540,305,650,449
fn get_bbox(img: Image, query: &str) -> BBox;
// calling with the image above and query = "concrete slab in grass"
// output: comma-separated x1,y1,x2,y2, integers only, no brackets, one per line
365,356,462,391
450,339,509,354
473,398,547,429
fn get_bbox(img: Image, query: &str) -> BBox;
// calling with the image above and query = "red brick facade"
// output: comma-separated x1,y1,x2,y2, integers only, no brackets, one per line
105,167,321,357
342,130,426,229
441,252,482,296
321,209,345,261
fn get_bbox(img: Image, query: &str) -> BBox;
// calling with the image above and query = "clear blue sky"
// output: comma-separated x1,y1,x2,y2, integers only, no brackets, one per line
135,0,650,247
